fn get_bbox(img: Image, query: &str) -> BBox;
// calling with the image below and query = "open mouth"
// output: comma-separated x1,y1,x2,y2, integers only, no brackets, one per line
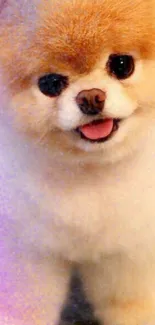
76,118,121,143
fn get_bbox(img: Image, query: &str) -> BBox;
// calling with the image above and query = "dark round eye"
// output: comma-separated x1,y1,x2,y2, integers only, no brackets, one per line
38,73,68,97
107,54,135,80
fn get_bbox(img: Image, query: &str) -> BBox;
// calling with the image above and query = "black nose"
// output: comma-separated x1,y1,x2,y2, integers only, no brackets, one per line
76,88,106,116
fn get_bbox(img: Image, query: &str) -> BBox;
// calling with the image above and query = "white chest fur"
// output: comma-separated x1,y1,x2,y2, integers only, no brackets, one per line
1,115,155,264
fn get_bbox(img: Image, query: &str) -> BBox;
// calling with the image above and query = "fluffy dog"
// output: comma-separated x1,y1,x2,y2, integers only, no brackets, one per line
1,0,155,324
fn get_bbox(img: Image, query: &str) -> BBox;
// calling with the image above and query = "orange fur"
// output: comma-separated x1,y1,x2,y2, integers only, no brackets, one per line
1,0,155,87
1,1,155,325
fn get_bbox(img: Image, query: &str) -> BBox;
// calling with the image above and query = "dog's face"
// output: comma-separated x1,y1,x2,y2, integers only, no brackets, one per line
1,0,155,164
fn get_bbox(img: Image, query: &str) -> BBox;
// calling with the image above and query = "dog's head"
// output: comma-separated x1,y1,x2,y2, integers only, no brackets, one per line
1,0,155,164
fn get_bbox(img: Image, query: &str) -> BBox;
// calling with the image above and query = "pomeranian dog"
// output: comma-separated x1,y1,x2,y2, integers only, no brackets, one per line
1,0,155,324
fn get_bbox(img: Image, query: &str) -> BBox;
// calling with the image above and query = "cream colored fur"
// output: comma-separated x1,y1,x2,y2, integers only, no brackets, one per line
1,0,155,324
1,98,155,324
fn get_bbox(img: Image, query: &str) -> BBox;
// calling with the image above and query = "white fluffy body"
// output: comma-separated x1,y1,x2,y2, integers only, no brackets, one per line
1,0,155,324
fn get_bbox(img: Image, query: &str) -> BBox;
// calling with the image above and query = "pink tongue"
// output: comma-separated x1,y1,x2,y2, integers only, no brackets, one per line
80,119,114,140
